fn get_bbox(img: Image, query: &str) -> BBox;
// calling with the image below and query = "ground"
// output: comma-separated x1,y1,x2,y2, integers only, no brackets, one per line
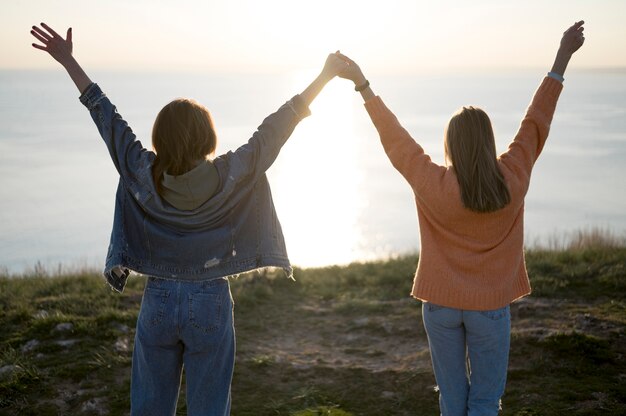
1,248,625,415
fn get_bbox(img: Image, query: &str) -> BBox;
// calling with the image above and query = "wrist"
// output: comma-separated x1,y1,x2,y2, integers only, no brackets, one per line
60,55,78,69
354,79,370,92
551,50,571,76
352,73,367,86
556,48,573,59
317,71,334,85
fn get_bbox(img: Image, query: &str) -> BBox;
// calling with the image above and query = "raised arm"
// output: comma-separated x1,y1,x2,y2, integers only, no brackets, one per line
31,23,150,187
31,23,92,94
226,53,349,180
501,21,586,180
335,52,443,193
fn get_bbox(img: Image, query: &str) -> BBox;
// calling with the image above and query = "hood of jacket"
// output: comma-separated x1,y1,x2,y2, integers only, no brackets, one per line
161,160,220,211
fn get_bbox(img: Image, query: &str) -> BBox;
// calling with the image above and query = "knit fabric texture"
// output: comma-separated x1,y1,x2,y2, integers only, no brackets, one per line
364,77,563,310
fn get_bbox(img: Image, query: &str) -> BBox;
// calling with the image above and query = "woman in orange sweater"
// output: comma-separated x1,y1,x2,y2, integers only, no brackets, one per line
338,21,585,415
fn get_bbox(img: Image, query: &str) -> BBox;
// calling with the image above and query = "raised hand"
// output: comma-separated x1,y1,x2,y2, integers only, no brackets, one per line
559,21,585,56
31,23,74,67
30,22,91,93
551,20,585,78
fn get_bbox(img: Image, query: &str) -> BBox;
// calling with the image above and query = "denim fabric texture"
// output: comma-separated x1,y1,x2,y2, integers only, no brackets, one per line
79,83,311,292
131,277,235,415
422,302,511,416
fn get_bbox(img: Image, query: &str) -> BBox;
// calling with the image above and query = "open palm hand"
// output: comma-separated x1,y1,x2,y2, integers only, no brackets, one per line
31,23,74,67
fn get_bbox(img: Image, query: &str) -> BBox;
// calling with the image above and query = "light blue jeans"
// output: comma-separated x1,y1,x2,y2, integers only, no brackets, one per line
131,276,235,416
422,302,510,416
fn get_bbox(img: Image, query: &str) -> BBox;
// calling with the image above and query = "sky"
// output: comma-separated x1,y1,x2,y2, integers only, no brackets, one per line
2,0,626,74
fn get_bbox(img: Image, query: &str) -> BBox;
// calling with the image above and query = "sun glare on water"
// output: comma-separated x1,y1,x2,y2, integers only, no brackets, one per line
268,72,367,268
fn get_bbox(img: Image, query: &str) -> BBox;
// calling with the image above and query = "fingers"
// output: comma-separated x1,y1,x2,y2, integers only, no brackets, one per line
30,23,73,54
40,22,61,38
573,22,585,42
334,55,350,70
31,23,68,43
562,20,585,48
327,53,345,64
560,20,586,53
31,25,52,41
30,28,49,44
575,22,585,37
336,51,356,66
330,51,346,60
567,20,585,33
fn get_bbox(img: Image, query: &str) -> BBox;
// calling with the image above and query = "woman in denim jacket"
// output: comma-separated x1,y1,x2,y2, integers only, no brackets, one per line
31,23,348,415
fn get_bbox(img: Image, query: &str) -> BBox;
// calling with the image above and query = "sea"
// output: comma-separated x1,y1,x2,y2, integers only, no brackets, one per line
1,68,625,274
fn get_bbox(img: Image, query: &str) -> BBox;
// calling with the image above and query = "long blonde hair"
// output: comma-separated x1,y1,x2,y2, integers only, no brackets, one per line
444,106,510,213
151,98,217,195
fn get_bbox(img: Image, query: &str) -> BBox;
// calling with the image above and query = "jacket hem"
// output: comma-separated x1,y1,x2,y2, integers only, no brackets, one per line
104,255,292,293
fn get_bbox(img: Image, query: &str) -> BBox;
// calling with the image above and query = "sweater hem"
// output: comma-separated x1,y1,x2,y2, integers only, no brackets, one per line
412,275,532,311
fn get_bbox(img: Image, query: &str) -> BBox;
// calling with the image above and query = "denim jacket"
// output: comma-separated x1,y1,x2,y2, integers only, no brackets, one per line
79,83,311,292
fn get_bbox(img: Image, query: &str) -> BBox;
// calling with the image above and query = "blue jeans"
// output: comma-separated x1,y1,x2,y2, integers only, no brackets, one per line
131,277,235,416
422,302,510,416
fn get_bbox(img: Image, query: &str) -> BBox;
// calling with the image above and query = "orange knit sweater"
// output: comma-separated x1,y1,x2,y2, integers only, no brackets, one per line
364,77,563,310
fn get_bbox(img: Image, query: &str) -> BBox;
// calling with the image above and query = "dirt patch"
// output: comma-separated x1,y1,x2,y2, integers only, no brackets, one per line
239,298,432,372
240,296,623,375
511,296,624,338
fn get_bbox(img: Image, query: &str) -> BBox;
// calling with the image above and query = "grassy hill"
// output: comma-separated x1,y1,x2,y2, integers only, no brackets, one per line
1,244,625,415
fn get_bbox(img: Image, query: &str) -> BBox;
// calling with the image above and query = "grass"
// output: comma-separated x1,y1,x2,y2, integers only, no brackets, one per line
1,234,625,415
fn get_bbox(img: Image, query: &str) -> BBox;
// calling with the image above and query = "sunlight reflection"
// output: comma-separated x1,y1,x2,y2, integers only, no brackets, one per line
269,72,366,267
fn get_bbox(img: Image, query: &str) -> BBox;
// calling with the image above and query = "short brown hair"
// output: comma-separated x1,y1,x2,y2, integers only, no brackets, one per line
151,98,217,195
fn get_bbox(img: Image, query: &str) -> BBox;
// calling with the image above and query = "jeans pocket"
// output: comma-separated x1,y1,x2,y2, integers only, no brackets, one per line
479,305,510,321
140,287,170,327
188,292,224,333
427,302,445,312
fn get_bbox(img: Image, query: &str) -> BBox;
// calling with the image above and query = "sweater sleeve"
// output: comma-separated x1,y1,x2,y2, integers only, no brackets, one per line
499,77,563,182
364,96,444,193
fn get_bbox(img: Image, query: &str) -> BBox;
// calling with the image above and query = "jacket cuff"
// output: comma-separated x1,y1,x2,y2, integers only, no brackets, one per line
79,83,105,110
104,266,130,293
289,95,312,119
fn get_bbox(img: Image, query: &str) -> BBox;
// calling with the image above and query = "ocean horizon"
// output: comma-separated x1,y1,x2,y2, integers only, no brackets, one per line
1,68,625,274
